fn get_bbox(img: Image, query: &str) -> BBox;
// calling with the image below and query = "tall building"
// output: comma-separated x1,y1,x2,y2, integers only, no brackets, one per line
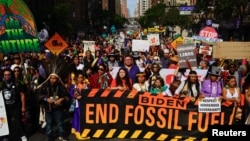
108,0,117,15
102,0,109,10
121,0,128,18
139,0,151,17
151,0,163,6
175,0,190,5
115,0,122,16
127,8,131,17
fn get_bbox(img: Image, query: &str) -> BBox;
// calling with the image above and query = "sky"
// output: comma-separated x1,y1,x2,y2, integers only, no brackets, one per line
127,0,137,17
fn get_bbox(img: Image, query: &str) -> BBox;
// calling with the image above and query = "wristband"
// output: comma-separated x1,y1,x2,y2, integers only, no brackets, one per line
44,98,48,102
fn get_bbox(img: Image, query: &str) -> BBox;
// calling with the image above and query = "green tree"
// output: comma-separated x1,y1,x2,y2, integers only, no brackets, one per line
165,7,191,33
138,3,167,28
193,0,209,15
45,3,73,37
91,9,127,31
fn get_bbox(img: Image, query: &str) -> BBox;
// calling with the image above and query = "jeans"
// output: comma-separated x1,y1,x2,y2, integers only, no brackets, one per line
45,110,64,138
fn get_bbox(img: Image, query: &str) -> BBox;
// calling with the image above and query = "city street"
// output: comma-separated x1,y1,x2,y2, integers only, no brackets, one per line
27,113,153,141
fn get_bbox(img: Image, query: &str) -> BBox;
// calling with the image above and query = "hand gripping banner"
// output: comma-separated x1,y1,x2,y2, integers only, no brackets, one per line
76,89,236,140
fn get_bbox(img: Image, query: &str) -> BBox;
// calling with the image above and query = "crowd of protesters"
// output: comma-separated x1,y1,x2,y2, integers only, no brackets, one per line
0,32,250,141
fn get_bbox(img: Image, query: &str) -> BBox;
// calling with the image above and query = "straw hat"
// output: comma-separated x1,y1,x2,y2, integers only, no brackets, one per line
170,55,179,62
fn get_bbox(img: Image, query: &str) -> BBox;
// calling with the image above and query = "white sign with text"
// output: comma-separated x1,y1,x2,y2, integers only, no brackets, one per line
198,97,221,113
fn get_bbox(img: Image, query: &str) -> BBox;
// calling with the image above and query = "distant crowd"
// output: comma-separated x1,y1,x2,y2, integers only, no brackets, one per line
1,34,250,141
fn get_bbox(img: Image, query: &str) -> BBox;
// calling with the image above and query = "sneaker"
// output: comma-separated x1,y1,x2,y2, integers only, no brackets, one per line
41,121,47,128
58,136,67,141
21,136,28,141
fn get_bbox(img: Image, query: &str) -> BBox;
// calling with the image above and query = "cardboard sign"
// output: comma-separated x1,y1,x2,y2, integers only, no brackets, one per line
199,45,213,56
83,41,95,57
77,89,235,140
132,40,150,52
0,0,40,53
0,92,9,136
198,97,221,113
213,42,250,59
44,32,68,55
177,44,197,69
147,34,160,46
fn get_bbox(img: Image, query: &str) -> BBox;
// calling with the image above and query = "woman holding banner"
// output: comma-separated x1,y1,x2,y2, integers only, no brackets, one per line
70,70,90,140
133,72,149,92
110,67,133,91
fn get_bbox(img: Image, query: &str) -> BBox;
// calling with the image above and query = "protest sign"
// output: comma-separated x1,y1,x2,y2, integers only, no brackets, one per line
76,89,235,140
147,34,160,46
198,97,221,113
0,0,40,53
213,42,250,59
0,92,9,136
177,44,197,69
83,41,95,56
132,40,150,52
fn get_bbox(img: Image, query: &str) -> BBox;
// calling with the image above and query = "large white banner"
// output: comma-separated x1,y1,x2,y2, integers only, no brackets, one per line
0,91,9,136
132,40,150,52
83,41,95,56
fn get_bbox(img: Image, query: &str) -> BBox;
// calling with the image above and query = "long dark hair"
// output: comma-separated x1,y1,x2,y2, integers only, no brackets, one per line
184,71,200,97
151,77,165,88
115,67,132,90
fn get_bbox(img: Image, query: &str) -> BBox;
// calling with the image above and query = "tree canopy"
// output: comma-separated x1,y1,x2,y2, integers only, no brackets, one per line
138,3,192,30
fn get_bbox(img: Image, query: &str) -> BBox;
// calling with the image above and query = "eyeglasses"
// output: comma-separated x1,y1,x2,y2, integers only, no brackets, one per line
14,70,20,72
4,73,11,76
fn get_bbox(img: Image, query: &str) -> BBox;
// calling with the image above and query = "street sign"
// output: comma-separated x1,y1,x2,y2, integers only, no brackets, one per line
179,6,194,15
44,32,68,55
199,26,218,39
110,25,116,33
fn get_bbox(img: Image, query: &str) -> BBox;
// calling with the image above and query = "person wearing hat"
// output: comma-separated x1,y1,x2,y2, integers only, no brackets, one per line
160,49,171,68
38,73,69,141
133,72,149,92
1,55,12,70
36,54,75,141
175,70,201,98
200,66,223,98
169,55,179,69
107,53,119,71
11,54,23,71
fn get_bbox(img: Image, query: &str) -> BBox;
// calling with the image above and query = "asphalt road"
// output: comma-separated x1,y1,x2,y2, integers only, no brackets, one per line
27,112,153,141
